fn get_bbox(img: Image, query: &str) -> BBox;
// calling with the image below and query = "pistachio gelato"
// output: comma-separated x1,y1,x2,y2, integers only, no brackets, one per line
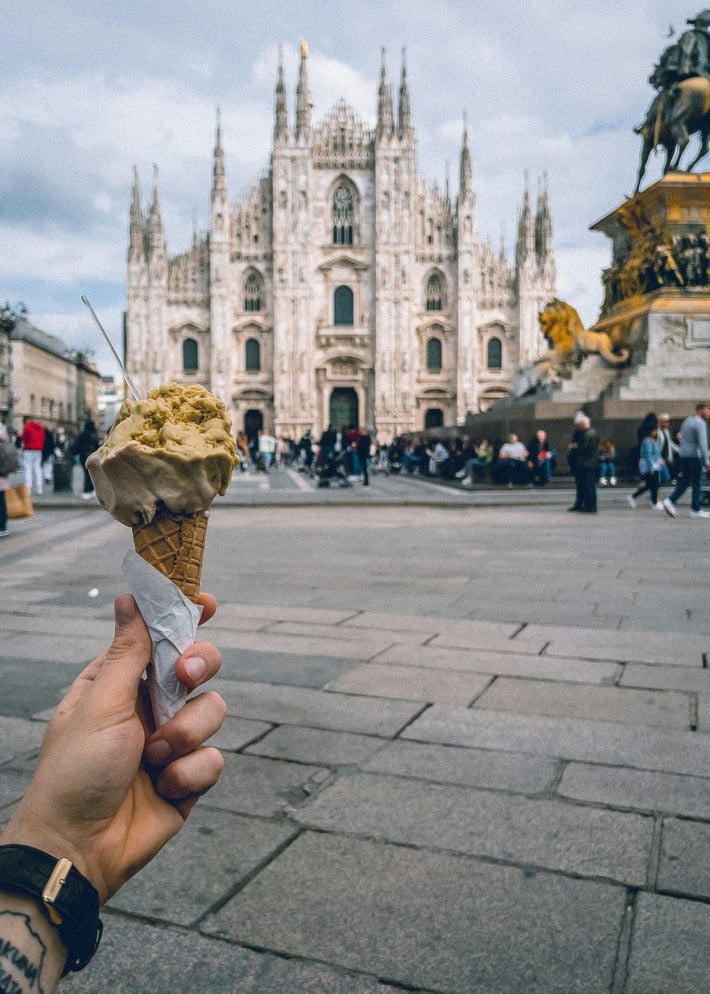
87,382,237,527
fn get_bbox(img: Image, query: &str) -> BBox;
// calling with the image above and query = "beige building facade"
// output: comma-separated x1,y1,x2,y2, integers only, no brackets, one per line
126,48,556,440
1,313,100,438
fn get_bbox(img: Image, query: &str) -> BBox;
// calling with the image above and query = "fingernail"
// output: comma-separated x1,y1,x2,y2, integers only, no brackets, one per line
115,595,137,626
184,655,207,683
146,738,171,765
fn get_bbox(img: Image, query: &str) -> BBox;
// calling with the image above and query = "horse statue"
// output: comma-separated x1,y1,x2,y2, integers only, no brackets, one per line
634,76,710,194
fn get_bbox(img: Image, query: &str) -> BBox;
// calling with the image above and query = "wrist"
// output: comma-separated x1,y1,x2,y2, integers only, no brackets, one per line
1,810,97,897
0,845,102,975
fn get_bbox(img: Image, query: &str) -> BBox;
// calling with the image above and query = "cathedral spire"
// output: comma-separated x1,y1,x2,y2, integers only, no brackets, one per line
397,48,411,136
535,172,554,260
128,166,144,260
459,112,473,199
377,48,394,137
213,108,225,191
149,164,164,247
295,40,313,140
274,46,289,142
515,172,535,265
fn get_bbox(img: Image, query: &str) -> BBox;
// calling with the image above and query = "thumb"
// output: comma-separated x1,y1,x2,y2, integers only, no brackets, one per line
93,595,153,707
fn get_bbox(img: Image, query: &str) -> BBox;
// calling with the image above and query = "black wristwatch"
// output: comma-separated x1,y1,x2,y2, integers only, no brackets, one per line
0,845,102,974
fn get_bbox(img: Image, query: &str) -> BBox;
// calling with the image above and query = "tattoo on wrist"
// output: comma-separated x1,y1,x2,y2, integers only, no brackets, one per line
0,912,47,994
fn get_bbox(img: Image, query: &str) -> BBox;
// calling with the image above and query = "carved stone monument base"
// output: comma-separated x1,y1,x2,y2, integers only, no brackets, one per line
588,171,710,405
462,175,710,466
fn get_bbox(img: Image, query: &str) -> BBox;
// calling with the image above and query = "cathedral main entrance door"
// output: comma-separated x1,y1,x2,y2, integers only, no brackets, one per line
244,408,263,441
329,387,359,429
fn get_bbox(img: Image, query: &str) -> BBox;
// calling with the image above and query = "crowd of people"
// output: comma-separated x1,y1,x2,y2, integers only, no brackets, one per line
0,416,102,537
568,404,710,518
3,404,709,526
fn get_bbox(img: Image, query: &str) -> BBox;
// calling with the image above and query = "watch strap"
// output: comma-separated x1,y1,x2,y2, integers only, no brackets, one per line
0,845,102,974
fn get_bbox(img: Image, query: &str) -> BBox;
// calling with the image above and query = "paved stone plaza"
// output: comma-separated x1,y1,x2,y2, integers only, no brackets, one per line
1,468,710,992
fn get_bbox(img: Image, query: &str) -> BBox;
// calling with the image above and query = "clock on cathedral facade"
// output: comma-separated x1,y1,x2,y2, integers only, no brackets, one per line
125,46,556,441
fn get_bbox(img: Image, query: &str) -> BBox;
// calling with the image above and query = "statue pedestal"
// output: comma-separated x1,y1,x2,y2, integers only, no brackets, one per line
462,175,710,465
589,171,710,407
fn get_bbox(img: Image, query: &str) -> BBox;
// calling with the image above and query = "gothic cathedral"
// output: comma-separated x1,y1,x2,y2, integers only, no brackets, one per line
126,45,556,440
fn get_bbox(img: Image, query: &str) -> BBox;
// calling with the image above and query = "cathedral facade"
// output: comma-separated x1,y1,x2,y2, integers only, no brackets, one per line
126,46,556,440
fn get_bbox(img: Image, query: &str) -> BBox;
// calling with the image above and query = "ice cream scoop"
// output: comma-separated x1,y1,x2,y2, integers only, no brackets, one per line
88,382,236,528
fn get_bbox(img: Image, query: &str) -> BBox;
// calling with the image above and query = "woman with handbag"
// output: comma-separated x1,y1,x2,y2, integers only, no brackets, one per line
0,423,21,536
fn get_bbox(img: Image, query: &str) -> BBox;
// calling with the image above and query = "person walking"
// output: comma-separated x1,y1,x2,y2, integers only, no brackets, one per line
357,427,372,486
657,412,679,482
0,423,20,536
567,411,588,511
627,425,665,510
20,415,45,496
74,419,100,499
663,402,710,518
579,414,600,512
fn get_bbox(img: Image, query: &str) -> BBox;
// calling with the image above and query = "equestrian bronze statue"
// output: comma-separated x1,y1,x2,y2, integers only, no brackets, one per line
634,10,710,193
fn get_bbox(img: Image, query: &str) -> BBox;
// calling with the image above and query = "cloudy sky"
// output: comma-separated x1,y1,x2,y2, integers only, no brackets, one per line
1,0,700,375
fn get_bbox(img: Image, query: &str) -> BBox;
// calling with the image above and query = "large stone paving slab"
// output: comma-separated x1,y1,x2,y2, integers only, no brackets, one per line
202,832,625,994
621,661,710,693
0,716,45,761
363,740,560,794
657,817,710,899
474,676,692,729
207,714,274,751
377,640,621,683
218,646,356,687
0,768,31,809
342,610,521,643
325,662,492,704
204,752,331,817
0,657,84,718
625,892,710,994
558,762,710,820
108,807,297,925
511,624,709,666
404,704,710,776
211,628,389,661
246,725,388,767
211,679,425,735
292,772,653,884
65,915,401,994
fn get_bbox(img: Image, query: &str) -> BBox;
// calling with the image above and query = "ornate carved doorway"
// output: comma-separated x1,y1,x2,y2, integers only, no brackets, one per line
329,387,359,429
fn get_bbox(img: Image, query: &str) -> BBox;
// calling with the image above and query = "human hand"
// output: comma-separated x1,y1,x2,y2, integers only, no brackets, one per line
0,594,226,904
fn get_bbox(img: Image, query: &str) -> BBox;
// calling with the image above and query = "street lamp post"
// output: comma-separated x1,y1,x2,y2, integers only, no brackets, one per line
0,302,25,435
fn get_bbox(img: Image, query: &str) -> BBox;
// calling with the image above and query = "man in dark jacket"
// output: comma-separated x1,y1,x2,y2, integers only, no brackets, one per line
356,427,372,486
577,414,600,513
567,412,598,513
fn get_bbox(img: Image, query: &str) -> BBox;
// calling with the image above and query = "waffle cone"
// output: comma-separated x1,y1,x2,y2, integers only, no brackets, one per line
132,509,209,603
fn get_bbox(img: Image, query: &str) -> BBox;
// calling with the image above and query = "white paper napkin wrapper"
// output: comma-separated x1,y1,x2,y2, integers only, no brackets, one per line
122,548,203,727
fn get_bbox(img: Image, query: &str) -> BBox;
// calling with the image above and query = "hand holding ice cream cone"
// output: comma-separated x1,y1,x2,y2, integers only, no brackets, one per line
87,383,237,721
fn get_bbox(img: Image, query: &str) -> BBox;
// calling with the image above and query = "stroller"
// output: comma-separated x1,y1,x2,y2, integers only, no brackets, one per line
315,448,352,488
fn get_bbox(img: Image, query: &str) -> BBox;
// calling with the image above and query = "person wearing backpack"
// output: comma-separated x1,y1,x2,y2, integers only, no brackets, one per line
0,423,20,536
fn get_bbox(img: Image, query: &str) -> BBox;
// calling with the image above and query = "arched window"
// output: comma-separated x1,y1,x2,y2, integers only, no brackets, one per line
334,285,354,325
182,337,198,372
245,338,261,372
426,337,442,371
332,184,354,245
244,272,262,312
425,273,443,311
487,337,502,370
